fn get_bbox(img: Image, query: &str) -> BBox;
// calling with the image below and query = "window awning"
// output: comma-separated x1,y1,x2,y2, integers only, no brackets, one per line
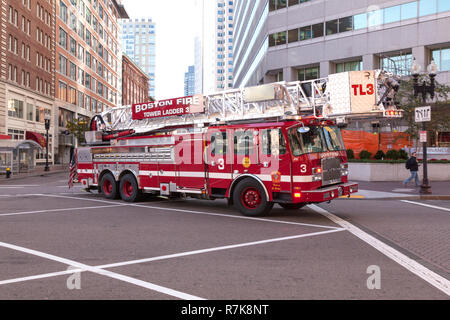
26,131,46,148
0,135,11,140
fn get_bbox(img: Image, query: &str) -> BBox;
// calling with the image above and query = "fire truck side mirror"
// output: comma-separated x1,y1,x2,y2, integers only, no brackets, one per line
204,145,210,165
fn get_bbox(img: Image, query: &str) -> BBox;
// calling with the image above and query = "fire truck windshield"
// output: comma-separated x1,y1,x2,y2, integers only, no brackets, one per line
288,125,345,156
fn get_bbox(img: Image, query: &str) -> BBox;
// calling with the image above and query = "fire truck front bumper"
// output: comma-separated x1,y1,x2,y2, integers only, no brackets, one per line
294,182,359,203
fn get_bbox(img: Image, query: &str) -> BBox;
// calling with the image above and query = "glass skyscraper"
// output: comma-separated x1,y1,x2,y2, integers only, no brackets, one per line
120,18,156,99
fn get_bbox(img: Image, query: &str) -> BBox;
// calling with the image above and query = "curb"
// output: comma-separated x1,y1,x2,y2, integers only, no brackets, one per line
0,170,67,183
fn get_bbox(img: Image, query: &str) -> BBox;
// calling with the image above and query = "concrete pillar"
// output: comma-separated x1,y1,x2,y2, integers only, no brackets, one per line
363,54,379,70
283,67,297,82
412,46,428,71
320,61,332,77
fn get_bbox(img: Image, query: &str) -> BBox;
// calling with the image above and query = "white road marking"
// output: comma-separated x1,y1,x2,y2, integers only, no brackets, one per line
0,204,127,217
392,189,415,193
401,200,450,213
41,194,341,230
0,194,45,198
0,240,204,300
308,204,450,296
0,228,345,287
0,185,39,187
0,187,24,189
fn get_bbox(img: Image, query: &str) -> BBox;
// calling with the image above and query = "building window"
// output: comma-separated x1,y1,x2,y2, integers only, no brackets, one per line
58,81,67,101
325,19,338,35
69,37,76,56
354,13,367,30
336,60,363,73
69,62,76,81
8,129,25,140
384,5,401,24
269,0,288,11
59,54,67,75
401,2,418,20
26,103,34,121
59,0,67,23
8,99,24,118
338,16,353,33
68,87,76,105
380,52,413,76
431,47,450,72
419,0,437,16
269,31,286,47
298,67,320,81
59,27,67,49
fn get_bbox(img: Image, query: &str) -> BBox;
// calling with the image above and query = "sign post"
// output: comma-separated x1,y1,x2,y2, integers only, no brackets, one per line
415,106,431,194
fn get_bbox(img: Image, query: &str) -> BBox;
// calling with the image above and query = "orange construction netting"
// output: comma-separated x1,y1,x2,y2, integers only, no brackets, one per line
341,130,412,158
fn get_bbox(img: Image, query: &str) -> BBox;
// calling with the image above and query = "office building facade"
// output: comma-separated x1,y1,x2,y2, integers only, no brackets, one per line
197,0,235,94
0,0,56,171
234,0,450,87
233,0,450,146
120,18,156,99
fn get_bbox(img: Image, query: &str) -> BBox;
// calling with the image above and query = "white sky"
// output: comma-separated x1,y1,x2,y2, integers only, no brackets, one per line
121,0,200,100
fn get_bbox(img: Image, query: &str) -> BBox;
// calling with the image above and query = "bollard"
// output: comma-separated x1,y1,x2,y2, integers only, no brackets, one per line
6,168,11,179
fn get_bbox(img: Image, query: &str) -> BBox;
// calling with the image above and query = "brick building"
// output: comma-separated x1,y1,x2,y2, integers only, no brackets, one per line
0,0,56,172
122,54,149,106
55,0,128,163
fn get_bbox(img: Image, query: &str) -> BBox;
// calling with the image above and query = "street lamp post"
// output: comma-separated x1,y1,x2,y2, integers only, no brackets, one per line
410,58,438,194
44,113,51,172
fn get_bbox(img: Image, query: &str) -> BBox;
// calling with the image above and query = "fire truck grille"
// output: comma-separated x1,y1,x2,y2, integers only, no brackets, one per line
321,157,342,186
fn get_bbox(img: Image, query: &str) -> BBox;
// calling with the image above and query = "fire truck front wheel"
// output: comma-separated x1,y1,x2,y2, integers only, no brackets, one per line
233,178,273,217
100,173,119,199
119,174,142,203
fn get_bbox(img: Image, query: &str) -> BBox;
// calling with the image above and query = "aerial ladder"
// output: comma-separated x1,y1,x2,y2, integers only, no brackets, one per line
88,70,402,142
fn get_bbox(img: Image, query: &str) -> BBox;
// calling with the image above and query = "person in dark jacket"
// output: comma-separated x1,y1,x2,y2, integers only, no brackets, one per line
404,152,420,187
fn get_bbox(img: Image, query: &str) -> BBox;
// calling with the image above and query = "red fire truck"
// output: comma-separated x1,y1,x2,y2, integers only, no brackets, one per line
76,70,401,216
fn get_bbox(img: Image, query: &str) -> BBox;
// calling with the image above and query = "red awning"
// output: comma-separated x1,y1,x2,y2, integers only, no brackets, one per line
26,131,46,148
0,135,11,140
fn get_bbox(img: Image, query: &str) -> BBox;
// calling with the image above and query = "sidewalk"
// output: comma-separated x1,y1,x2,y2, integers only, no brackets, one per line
0,165,68,182
341,180,450,201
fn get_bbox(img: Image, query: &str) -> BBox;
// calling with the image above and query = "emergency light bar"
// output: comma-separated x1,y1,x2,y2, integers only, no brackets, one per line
383,110,403,118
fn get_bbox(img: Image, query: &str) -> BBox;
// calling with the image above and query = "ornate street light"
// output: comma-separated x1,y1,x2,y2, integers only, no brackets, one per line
44,113,51,172
410,58,438,194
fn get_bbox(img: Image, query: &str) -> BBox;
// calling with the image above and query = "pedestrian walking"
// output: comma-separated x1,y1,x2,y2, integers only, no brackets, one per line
404,152,420,187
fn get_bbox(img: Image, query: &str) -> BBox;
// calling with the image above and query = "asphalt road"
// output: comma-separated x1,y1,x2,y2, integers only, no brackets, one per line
0,172,448,300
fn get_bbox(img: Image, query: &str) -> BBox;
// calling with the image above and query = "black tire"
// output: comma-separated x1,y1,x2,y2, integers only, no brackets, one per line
233,178,273,217
119,174,142,202
100,173,119,199
279,203,306,210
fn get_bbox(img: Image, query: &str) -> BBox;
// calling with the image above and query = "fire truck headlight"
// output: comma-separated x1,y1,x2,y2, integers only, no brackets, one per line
341,163,349,176
312,167,322,181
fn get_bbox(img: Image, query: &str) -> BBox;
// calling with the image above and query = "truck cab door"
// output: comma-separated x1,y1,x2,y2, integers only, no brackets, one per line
206,128,233,197
232,129,258,179
259,128,291,194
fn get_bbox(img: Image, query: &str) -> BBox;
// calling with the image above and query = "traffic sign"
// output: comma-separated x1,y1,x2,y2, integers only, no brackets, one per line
420,131,427,143
415,106,431,122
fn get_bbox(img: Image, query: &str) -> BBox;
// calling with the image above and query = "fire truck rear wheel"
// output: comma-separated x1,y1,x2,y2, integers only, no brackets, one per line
233,178,273,217
279,203,306,210
100,173,119,200
119,174,142,203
